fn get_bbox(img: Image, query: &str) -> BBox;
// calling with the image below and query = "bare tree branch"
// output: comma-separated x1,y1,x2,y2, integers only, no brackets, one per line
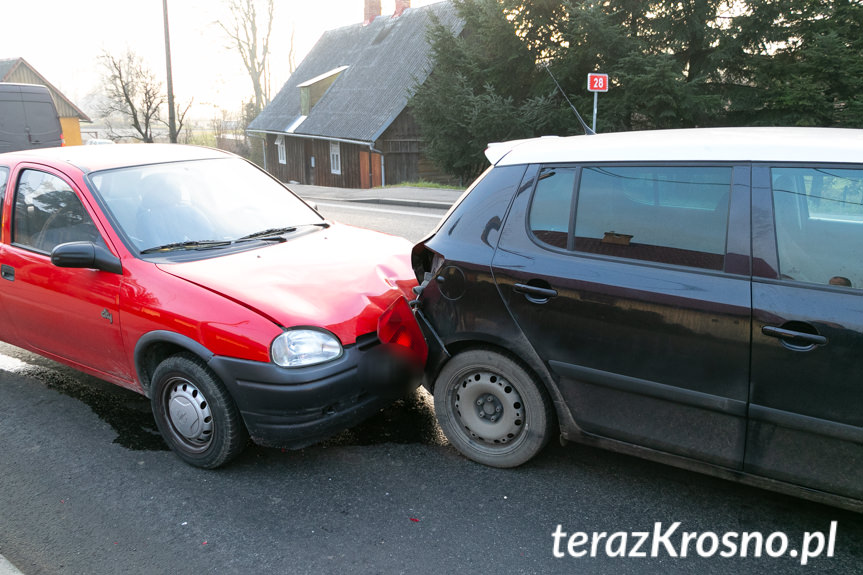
218,0,274,113
99,50,165,143
158,97,194,137
287,20,296,75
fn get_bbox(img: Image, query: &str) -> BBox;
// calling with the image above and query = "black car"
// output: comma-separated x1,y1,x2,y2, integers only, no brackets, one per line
412,127,863,510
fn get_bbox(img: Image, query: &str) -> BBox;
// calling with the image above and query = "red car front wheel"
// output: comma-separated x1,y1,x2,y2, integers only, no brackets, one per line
150,353,248,468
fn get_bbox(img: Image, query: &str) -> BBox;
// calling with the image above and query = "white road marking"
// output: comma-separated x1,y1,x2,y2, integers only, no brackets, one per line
0,354,29,373
0,554,25,575
315,202,444,219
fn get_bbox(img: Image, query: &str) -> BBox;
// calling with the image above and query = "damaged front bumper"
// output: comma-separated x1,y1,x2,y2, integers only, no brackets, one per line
208,334,421,449
208,296,429,449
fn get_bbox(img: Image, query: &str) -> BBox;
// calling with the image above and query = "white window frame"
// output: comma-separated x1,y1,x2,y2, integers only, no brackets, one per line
276,135,286,165
330,142,341,175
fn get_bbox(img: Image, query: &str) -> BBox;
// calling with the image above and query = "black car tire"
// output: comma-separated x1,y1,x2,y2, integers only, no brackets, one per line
434,349,554,468
150,353,248,469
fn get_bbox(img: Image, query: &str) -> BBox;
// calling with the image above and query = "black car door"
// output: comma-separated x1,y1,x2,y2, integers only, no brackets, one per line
747,164,863,500
492,163,752,468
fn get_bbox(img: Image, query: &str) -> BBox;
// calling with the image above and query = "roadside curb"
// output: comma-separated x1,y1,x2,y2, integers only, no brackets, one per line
305,196,453,210
0,554,24,575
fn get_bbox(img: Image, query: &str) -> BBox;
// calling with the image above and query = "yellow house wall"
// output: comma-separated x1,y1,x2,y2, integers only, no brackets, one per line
60,117,82,146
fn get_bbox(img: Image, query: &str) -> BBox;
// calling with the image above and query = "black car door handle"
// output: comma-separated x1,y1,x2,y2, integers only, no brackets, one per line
1,265,14,281
514,283,558,299
762,325,827,346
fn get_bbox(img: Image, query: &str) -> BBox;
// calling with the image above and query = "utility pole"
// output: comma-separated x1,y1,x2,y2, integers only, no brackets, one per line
163,0,178,142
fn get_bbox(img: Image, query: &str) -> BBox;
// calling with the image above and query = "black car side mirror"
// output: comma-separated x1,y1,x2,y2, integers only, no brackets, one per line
51,241,123,275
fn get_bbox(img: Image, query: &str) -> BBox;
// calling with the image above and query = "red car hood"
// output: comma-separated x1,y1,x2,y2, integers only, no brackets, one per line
156,224,416,345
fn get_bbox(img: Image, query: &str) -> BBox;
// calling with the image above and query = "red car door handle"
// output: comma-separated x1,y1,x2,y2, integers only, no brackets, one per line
762,325,827,346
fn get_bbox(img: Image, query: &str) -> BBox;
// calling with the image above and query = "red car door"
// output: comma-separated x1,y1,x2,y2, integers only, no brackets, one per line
0,164,22,346
0,165,131,383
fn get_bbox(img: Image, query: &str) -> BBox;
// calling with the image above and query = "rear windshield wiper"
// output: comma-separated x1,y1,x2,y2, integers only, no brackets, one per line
140,240,232,254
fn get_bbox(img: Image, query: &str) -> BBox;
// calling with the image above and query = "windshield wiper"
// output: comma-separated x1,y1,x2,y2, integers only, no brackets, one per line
235,223,329,242
140,240,232,254
235,227,296,242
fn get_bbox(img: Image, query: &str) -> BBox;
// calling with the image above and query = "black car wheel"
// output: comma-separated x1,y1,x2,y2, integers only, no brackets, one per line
434,349,554,468
150,354,248,469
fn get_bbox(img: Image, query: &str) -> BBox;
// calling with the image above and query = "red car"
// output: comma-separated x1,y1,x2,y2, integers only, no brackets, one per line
0,144,427,468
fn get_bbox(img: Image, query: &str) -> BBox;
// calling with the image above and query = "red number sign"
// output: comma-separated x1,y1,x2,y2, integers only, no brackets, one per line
587,73,609,92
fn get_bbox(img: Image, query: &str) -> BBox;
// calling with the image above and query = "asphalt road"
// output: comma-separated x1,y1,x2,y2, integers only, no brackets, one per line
1,196,861,574
314,200,444,243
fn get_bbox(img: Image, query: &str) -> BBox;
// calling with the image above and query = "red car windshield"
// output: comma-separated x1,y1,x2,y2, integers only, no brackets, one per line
89,157,323,253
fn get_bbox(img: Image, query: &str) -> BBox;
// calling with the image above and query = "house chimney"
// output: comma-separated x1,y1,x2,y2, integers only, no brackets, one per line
364,0,381,25
393,0,410,18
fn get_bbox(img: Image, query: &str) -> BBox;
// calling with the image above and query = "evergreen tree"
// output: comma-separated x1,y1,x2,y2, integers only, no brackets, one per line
411,0,863,180
410,0,558,181
736,0,863,126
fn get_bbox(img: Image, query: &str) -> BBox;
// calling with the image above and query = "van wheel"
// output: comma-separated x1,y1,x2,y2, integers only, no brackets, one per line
434,349,553,468
150,354,248,469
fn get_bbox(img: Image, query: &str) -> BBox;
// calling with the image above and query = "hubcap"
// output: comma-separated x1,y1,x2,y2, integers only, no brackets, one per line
165,377,213,449
452,370,524,446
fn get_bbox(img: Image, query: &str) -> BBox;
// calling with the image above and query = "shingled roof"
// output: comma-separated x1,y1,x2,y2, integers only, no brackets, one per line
248,1,462,143
0,57,91,122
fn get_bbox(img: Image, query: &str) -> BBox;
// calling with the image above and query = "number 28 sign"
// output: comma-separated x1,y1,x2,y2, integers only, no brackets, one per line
587,73,609,93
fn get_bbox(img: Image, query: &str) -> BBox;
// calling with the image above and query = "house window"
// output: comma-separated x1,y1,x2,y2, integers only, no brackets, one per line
276,135,286,165
330,142,341,175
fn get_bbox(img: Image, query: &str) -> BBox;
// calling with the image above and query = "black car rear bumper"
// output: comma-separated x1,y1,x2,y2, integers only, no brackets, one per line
413,307,450,392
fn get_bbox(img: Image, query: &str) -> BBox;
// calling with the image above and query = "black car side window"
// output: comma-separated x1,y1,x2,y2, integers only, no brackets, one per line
772,166,863,288
573,166,731,270
528,167,577,249
12,169,105,254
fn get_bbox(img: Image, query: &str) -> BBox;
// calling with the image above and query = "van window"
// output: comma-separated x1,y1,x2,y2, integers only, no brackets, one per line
772,166,863,288
571,166,731,270
13,170,104,253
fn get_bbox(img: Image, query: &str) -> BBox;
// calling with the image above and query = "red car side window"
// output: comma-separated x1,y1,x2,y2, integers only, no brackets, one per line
12,169,104,253
0,167,8,227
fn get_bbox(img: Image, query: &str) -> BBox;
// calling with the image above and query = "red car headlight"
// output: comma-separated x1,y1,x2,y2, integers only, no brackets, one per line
271,329,343,368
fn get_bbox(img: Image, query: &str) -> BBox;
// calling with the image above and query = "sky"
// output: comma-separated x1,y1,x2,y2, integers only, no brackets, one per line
0,0,440,121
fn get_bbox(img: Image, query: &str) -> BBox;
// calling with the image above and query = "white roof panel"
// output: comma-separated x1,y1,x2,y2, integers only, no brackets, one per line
489,128,863,166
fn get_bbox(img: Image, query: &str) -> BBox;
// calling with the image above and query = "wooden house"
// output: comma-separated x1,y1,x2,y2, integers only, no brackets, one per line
247,0,462,188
